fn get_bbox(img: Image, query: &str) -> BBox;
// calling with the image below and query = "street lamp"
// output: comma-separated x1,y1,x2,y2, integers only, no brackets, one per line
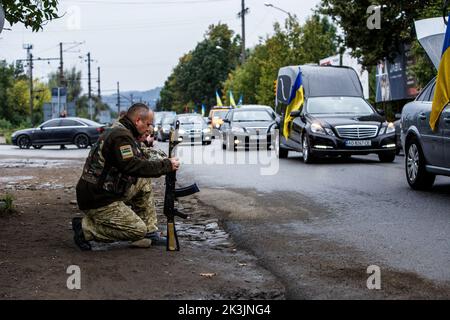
264,2,293,19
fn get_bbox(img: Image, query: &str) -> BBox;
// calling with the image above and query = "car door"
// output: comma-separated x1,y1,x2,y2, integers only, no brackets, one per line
442,105,450,168
33,119,61,144
57,119,86,144
417,81,445,166
289,103,307,147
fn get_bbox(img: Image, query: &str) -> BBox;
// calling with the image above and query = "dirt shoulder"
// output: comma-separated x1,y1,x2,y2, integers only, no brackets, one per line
0,158,284,300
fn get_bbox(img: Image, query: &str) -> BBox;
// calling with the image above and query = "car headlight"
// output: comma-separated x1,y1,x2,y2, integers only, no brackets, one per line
178,129,186,134
311,123,326,134
202,128,211,134
386,122,395,134
231,126,245,133
379,122,395,135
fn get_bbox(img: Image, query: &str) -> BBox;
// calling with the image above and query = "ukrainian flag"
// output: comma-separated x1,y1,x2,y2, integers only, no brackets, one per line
201,104,206,117
430,14,450,130
283,68,304,138
229,91,237,108
216,90,223,107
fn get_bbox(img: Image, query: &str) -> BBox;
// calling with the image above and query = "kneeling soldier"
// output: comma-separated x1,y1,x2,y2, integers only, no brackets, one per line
73,103,179,250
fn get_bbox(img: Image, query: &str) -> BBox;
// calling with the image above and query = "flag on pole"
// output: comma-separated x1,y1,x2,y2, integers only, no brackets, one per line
237,94,243,108
201,104,206,117
283,68,304,138
216,90,223,107
430,14,450,130
229,91,237,108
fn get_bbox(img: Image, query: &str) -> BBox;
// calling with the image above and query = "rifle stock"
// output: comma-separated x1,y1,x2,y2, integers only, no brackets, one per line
164,120,200,251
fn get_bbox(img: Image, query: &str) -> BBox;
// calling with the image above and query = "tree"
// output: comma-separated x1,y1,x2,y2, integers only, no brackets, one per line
319,0,441,68
224,14,338,107
157,23,241,112
47,67,82,102
2,0,59,31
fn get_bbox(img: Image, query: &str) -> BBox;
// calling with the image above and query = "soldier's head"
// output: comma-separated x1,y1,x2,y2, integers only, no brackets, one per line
127,103,154,136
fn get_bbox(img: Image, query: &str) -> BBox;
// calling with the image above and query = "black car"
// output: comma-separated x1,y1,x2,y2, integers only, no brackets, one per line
221,105,277,151
174,113,212,145
401,76,450,189
156,112,176,142
276,65,397,163
11,117,105,149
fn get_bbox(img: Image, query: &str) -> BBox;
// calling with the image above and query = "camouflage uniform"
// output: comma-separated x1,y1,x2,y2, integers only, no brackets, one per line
76,117,172,243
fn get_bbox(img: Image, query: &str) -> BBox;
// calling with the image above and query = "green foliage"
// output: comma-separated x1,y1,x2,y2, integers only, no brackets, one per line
224,15,338,107
158,23,241,113
47,67,83,102
2,0,60,32
0,193,15,216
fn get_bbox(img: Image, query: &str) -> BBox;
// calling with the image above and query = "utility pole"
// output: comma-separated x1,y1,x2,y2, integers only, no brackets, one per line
117,81,121,114
29,53,34,126
59,42,64,86
87,52,92,120
97,67,101,99
238,0,249,64
23,44,34,125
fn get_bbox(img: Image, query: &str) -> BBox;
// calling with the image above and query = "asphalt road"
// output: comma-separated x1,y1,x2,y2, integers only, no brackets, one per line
3,142,450,299
172,139,450,299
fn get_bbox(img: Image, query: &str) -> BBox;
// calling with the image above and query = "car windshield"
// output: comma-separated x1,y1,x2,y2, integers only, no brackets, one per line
79,119,101,126
178,116,205,125
232,110,273,122
212,111,229,119
307,97,374,115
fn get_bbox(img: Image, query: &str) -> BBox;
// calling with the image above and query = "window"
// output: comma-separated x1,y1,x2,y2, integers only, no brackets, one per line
41,120,60,128
416,78,435,102
232,110,273,122
306,97,374,115
61,119,83,127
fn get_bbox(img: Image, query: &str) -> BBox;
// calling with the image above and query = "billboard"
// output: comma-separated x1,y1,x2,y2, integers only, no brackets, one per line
375,44,419,102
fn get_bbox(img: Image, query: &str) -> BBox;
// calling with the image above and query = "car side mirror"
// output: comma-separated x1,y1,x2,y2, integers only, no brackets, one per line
40,126,44,130
290,110,301,117
377,109,385,116
223,119,230,123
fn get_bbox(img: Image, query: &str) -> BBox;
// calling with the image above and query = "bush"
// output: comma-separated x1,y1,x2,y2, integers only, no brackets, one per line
0,193,15,215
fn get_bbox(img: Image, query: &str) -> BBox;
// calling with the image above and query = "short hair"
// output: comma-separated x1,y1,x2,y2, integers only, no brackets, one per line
126,103,151,121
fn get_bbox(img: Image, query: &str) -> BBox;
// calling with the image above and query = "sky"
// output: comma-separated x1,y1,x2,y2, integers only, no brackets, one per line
0,0,321,94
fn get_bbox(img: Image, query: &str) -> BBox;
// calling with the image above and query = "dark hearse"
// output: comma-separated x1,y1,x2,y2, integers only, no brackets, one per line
276,65,397,163
11,117,105,149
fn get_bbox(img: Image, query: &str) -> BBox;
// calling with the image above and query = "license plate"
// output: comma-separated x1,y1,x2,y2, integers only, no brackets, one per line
345,140,371,147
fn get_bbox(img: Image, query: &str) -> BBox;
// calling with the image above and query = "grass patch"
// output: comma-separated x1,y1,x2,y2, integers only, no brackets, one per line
0,193,15,215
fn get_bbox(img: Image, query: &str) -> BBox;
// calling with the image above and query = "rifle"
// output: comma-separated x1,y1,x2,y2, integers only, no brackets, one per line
164,120,200,251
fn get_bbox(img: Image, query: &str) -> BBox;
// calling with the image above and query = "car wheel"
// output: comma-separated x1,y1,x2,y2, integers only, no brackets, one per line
378,151,396,163
74,134,90,149
405,137,435,190
32,145,43,149
302,134,315,164
17,135,31,149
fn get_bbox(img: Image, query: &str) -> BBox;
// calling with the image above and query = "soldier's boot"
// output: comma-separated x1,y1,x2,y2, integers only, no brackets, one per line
145,231,167,246
72,217,92,251
130,238,152,248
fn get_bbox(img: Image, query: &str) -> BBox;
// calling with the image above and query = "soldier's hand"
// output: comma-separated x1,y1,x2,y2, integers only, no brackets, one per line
169,157,180,171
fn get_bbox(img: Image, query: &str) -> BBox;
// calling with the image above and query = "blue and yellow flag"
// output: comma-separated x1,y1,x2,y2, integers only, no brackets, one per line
430,14,450,130
237,94,243,107
229,91,237,108
216,90,223,107
283,68,304,138
201,104,206,117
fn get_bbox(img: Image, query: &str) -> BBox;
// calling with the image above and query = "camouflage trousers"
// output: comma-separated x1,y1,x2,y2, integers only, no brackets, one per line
81,178,158,242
